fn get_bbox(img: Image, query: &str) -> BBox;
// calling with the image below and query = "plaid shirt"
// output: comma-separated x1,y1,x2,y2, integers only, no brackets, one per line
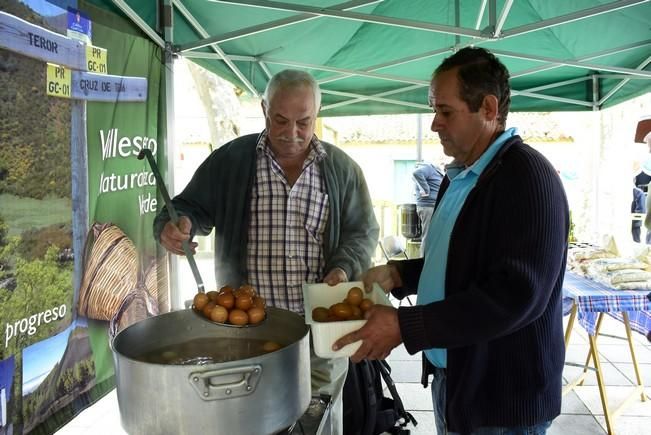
246,131,330,314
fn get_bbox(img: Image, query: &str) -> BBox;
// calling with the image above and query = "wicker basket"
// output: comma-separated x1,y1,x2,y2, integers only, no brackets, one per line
78,223,139,320
142,257,170,313
109,285,159,340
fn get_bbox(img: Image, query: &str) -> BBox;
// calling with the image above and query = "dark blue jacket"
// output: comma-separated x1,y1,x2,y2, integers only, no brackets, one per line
392,135,569,434
632,186,646,228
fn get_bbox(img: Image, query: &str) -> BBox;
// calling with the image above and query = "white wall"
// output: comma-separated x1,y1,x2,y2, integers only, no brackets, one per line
335,96,651,253
595,94,651,254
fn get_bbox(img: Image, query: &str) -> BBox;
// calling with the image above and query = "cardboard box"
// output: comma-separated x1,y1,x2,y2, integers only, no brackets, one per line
302,281,391,358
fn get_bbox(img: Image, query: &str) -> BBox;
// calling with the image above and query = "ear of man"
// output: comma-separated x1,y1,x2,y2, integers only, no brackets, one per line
480,94,499,122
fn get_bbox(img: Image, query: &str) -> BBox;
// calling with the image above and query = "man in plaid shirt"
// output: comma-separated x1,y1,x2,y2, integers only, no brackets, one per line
155,69,379,434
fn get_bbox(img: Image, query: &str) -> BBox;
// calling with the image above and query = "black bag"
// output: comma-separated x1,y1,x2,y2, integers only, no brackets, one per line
342,359,417,435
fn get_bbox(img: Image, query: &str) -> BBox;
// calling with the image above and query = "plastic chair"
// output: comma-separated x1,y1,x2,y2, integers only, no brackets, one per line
378,235,409,262
378,236,413,306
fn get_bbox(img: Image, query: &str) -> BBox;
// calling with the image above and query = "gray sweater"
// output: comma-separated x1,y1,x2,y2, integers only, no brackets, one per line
154,133,379,288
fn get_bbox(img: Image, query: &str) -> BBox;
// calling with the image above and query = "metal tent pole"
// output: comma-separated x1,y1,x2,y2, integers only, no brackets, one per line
71,101,88,310
161,0,182,309
416,114,423,162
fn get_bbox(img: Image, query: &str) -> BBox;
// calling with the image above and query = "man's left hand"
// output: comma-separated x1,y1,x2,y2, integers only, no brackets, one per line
332,305,402,363
323,267,348,285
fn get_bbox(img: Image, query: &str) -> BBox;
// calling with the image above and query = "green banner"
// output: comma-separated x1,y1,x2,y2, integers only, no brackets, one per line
83,2,165,391
0,0,165,433
86,20,162,258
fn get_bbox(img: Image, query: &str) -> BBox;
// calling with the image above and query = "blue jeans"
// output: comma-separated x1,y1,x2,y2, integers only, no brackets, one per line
430,366,447,435
430,367,553,435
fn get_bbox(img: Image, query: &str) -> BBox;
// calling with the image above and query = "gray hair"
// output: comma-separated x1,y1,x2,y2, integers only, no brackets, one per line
262,69,321,110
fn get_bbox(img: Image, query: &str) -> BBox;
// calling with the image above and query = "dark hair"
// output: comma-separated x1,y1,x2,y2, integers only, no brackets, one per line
435,47,510,129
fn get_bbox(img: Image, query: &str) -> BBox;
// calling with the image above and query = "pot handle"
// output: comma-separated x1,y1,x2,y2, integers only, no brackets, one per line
189,365,262,401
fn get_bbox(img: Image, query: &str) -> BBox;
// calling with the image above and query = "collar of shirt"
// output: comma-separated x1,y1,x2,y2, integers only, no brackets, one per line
255,130,327,166
444,127,517,180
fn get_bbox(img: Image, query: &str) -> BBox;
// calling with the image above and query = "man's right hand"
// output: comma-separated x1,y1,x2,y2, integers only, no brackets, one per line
362,264,402,294
159,216,198,256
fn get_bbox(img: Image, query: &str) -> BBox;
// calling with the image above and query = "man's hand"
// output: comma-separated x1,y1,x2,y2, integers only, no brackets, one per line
159,216,198,256
323,267,348,285
332,305,402,363
362,264,402,294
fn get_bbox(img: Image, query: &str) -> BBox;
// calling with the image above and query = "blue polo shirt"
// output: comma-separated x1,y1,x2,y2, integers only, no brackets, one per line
417,128,516,368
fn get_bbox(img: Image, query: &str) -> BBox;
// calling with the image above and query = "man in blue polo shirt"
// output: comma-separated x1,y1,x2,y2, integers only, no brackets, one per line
334,47,569,435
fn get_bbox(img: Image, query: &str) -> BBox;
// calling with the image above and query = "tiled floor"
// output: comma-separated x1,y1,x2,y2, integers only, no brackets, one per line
55,314,651,435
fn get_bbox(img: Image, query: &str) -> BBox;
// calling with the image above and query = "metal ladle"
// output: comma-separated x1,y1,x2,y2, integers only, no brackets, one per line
138,149,265,328
137,149,205,294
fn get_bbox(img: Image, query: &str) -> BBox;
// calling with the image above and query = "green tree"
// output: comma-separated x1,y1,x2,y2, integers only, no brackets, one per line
62,370,74,394
0,242,73,428
8,245,73,347
0,215,7,246
23,397,33,423
56,377,66,397
0,223,12,280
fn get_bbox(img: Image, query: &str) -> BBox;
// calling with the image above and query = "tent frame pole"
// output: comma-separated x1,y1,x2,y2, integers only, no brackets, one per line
178,0,381,53
172,0,258,96
111,0,165,47
160,0,183,310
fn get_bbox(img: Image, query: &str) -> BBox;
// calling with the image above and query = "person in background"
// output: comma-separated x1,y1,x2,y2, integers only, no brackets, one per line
412,161,443,252
632,184,649,243
154,69,379,435
642,132,651,239
334,47,569,435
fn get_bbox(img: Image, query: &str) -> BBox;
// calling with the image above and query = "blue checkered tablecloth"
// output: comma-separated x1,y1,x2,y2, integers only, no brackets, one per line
562,271,651,339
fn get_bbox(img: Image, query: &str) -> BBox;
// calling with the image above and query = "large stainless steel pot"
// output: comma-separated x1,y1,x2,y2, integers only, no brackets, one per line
112,307,310,435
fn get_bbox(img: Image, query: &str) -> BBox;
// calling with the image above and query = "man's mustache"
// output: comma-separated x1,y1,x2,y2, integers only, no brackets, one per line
276,136,305,144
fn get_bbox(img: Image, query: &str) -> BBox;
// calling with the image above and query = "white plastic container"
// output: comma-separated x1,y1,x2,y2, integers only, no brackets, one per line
302,281,391,358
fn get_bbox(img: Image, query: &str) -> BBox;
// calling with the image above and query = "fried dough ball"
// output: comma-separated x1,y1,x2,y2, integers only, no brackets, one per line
235,294,253,311
346,287,364,306
359,298,374,312
262,341,282,352
239,284,257,297
220,285,234,293
248,307,266,325
330,303,353,320
202,302,216,318
193,284,266,326
312,307,329,322
252,296,266,309
210,305,229,323
216,292,235,310
206,290,219,302
229,309,249,326
193,293,210,311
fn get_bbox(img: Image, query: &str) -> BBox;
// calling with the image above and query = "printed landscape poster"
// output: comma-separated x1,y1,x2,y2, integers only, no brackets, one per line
82,0,167,400
0,0,165,433
1,0,76,433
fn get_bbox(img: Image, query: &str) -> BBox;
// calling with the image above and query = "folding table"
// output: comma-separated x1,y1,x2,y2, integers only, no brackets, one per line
562,271,650,434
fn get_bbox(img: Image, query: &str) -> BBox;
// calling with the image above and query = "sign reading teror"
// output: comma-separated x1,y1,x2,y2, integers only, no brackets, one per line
0,11,86,70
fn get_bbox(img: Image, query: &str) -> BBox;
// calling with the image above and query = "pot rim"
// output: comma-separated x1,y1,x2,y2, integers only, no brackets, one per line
112,307,309,368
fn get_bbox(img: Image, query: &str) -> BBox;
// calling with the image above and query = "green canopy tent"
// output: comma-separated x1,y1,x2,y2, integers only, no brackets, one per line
78,0,651,307
85,0,651,116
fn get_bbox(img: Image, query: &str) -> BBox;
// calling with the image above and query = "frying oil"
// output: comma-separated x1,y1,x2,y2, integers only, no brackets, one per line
134,337,284,365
